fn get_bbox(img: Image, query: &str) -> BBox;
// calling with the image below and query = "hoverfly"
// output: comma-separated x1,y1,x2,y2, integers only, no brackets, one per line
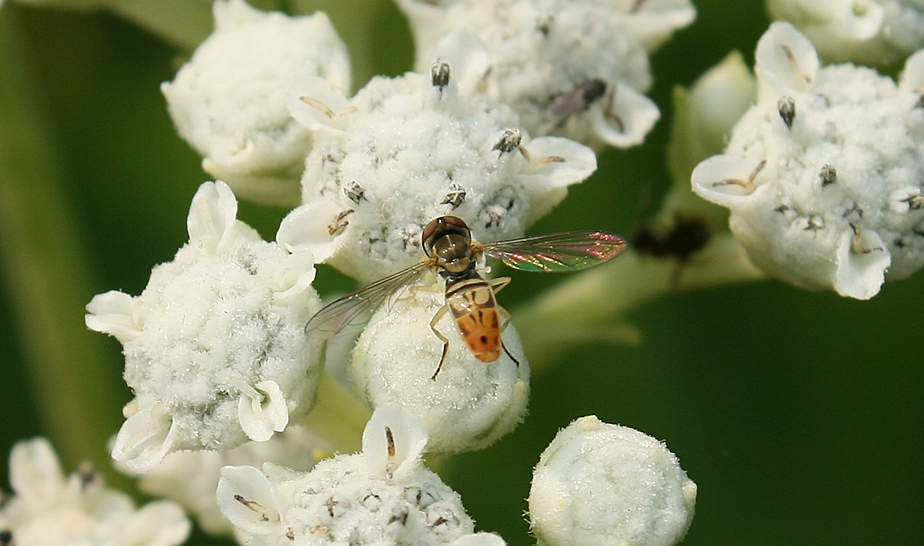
305,216,626,379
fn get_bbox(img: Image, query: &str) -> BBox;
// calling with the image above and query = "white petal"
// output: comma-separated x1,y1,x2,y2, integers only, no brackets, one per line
900,49,924,93
276,200,350,262
270,251,318,304
834,228,891,299
288,76,353,134
362,402,429,480
121,500,191,546
431,28,491,96
217,465,280,535
626,2,698,52
691,154,768,205
755,21,819,98
187,180,240,255
589,85,661,147
85,290,143,342
450,533,508,546
9,438,66,506
111,404,178,474
836,0,883,40
520,137,597,187
238,380,290,442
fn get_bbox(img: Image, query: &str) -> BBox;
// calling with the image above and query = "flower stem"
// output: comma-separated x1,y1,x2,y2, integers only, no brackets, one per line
299,371,370,454
104,0,213,51
513,233,766,373
0,9,126,476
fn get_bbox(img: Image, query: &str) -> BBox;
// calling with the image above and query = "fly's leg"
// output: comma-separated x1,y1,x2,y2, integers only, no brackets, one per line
497,305,520,367
429,304,451,380
489,276,511,293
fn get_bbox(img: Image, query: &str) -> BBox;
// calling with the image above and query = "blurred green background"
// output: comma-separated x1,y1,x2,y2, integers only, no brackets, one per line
1,0,922,544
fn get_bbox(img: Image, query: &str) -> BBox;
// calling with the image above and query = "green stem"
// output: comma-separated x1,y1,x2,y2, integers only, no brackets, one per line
299,371,371,454
105,0,213,51
513,233,766,373
0,9,126,477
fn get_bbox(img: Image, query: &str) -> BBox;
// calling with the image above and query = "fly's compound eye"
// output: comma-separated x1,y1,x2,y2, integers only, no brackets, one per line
421,216,472,257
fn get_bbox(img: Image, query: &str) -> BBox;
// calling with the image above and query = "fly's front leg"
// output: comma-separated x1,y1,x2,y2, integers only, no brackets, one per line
429,304,451,380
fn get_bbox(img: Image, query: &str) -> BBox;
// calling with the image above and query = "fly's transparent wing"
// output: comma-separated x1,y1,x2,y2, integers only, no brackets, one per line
305,261,430,339
477,231,626,272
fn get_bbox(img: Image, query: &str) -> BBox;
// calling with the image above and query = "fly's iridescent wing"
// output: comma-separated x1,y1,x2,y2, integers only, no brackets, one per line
476,231,626,272
305,261,431,339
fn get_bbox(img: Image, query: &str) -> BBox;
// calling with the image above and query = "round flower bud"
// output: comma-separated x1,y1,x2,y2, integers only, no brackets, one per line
692,22,924,299
768,0,924,66
217,403,480,546
86,181,324,473
395,0,696,148
0,438,190,546
529,416,697,546
348,278,529,454
279,57,597,283
162,0,351,206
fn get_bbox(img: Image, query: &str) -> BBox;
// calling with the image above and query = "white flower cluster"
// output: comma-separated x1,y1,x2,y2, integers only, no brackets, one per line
529,416,697,546
86,181,324,472
768,0,924,66
0,438,190,546
217,403,503,546
693,22,924,299
395,0,695,149
162,0,351,206
280,61,597,283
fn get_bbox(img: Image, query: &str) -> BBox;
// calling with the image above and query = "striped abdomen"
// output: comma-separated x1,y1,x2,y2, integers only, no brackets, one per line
444,275,501,362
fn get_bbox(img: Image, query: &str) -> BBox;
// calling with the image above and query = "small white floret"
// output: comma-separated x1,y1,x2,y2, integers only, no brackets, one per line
217,404,481,546
284,65,597,283
0,438,190,546
395,0,695,148
162,0,351,206
768,0,924,66
87,181,324,471
691,23,924,298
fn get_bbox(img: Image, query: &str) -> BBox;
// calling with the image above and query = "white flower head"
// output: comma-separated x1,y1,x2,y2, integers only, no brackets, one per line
767,0,924,66
0,438,190,546
394,0,696,148
86,181,324,473
280,62,597,283
118,425,325,537
162,0,351,206
217,403,480,546
349,279,530,454
528,416,697,546
692,22,924,299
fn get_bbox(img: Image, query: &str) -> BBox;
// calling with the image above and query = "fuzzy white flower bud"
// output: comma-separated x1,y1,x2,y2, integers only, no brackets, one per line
768,0,924,66
217,403,485,546
395,0,695,149
692,22,924,299
162,0,351,206
349,277,529,454
0,438,190,546
86,181,324,472
280,60,597,283
528,416,696,546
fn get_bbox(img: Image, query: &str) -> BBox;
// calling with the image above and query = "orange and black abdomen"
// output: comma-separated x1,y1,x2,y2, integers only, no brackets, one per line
445,276,501,362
